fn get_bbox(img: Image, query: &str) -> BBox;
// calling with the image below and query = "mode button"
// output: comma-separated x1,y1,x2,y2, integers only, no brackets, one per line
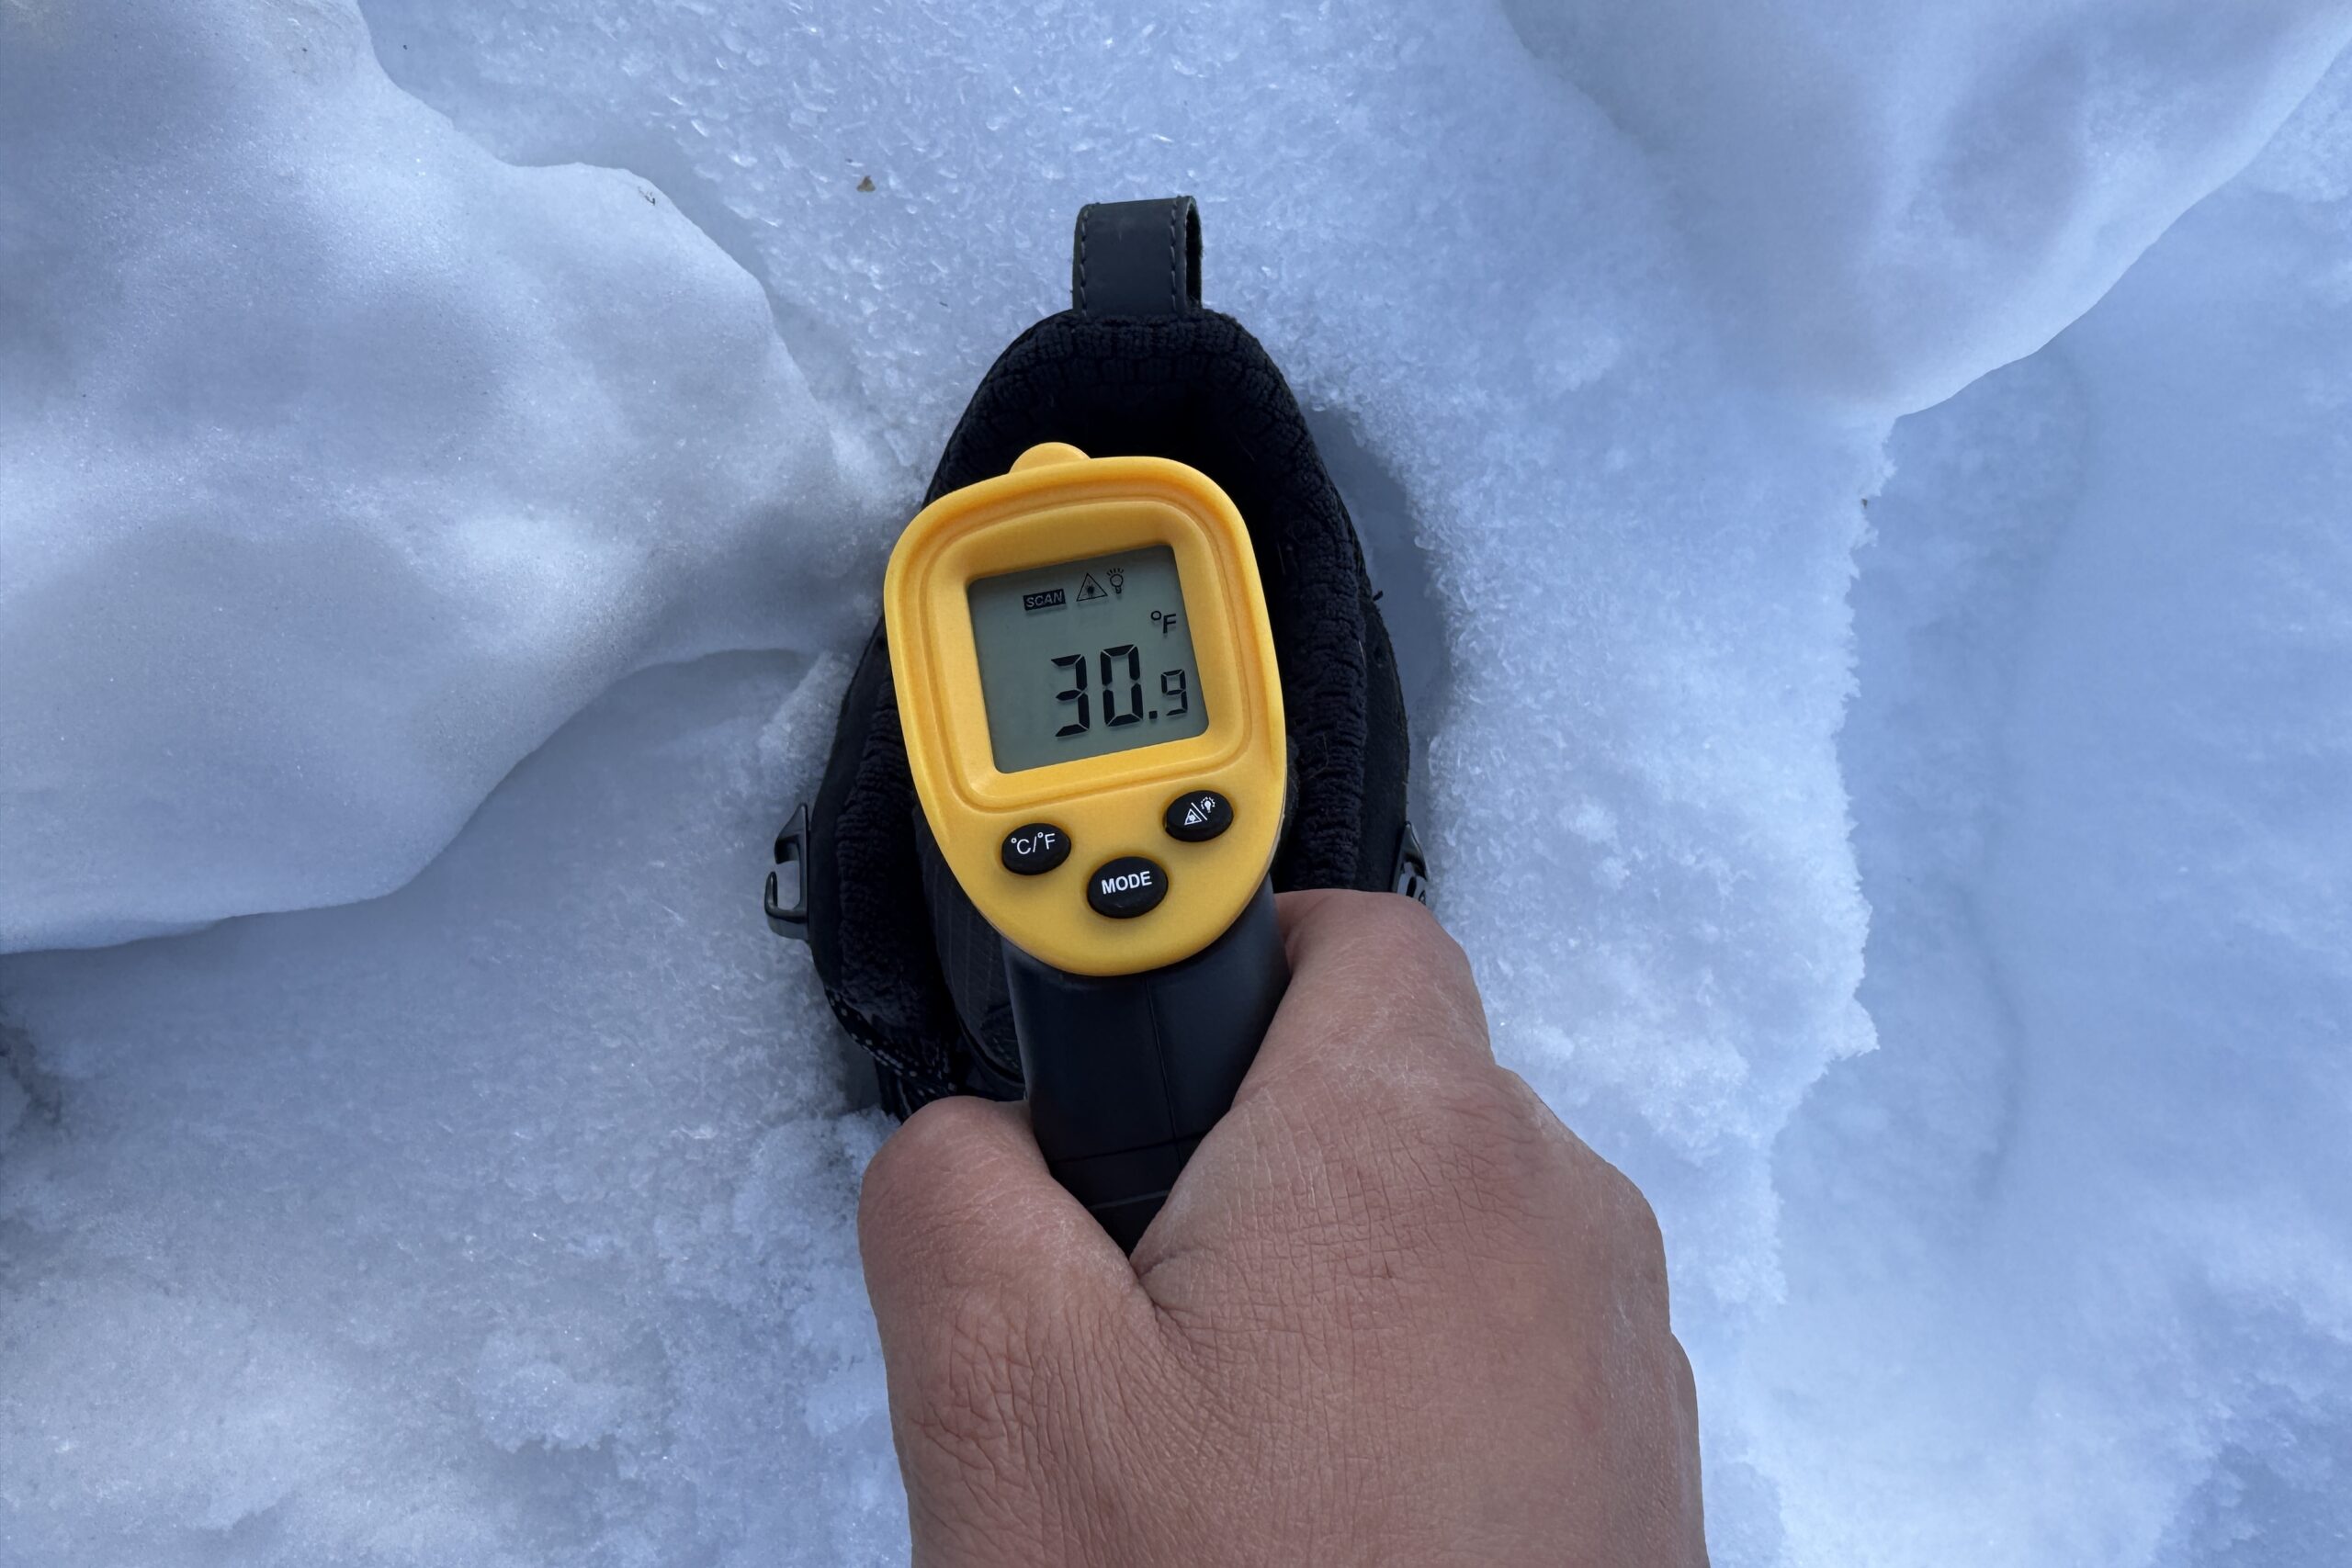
1087,856,1169,919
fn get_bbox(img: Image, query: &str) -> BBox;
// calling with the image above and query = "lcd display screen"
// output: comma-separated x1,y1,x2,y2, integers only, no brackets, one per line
967,545,1209,773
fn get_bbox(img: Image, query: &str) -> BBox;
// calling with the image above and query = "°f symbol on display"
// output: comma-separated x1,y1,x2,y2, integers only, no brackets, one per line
1077,572,1109,603
1151,609,1180,637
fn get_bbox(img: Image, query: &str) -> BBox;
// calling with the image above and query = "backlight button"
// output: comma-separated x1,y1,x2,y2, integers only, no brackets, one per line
1162,789,1233,842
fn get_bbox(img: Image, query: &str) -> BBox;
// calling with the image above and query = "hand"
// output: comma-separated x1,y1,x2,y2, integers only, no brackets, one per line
858,890,1706,1566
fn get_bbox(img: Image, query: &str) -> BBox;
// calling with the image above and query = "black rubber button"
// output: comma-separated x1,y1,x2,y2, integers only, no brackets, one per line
1001,822,1072,875
1163,789,1233,842
1087,856,1169,918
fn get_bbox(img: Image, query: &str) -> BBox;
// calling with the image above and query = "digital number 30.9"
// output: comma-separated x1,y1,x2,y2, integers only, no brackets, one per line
1051,648,1189,736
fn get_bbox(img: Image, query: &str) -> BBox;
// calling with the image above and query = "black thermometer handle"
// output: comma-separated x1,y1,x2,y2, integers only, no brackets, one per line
1004,879,1288,1251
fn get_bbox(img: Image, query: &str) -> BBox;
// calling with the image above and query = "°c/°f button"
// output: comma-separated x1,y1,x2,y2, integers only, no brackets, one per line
1001,822,1072,875
1087,856,1169,919
1162,789,1233,842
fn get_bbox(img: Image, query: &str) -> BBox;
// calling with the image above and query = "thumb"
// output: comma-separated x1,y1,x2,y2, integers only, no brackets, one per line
857,1095,1134,1342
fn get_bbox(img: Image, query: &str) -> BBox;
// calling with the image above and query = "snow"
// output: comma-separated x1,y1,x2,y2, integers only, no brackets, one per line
1505,0,2352,409
1747,68,2352,1559
3,654,900,1562
5,0,2352,1563
0,0,888,952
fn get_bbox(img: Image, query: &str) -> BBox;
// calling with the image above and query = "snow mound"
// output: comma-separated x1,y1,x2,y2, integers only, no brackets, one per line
1744,51,2352,1562
1506,0,2352,409
0,0,887,953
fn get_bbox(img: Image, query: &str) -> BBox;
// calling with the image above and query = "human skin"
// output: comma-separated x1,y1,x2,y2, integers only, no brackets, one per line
859,889,1707,1566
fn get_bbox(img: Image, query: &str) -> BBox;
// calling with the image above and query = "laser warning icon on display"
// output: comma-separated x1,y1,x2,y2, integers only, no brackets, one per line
1077,572,1108,602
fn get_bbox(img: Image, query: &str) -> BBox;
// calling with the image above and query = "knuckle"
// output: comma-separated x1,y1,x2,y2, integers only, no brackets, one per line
1621,1179,1668,1268
1346,892,1471,990
1408,1068,1545,1165
894,1092,985,1168
1593,1153,1668,1270
1331,1066,1558,1236
1572,1148,1674,1323
1667,1330,1699,1416
1427,1075,1561,1213
1358,1066,1676,1282
858,1098,980,1241
1478,1075,1670,1263
857,1137,911,1236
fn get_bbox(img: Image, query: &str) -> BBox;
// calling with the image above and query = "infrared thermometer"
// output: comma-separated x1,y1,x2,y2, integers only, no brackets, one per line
884,442,1289,1250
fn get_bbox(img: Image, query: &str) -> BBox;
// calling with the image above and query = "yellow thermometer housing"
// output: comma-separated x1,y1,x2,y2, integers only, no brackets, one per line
884,443,1286,978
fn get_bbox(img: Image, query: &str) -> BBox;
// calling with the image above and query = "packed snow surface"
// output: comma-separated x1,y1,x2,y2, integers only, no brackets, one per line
5,1,2351,1563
